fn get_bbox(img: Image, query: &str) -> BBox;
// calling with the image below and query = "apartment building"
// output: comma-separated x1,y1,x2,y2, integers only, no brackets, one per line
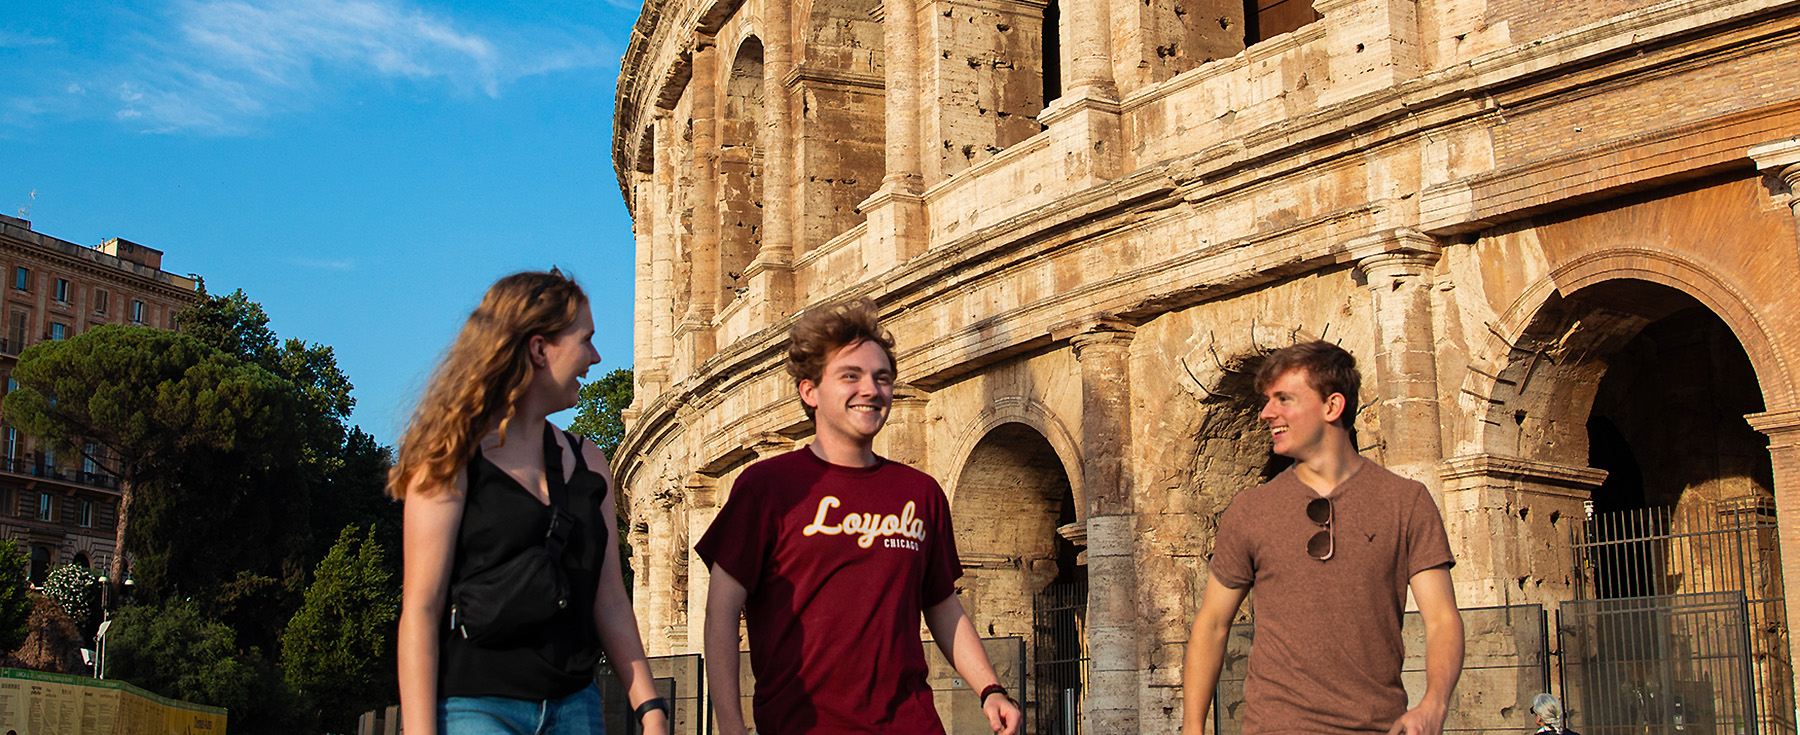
0,213,199,585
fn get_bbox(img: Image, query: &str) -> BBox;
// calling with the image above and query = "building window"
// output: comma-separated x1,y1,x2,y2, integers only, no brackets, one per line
79,499,93,528
82,442,99,475
95,289,109,315
131,300,145,324
8,311,25,350
49,323,65,341
12,267,27,291
37,492,53,521
53,278,69,303
4,427,16,464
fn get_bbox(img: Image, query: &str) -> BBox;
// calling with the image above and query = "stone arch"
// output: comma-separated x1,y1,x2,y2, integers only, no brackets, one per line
1464,248,1795,460
719,36,765,308
949,420,1081,639
945,396,1084,515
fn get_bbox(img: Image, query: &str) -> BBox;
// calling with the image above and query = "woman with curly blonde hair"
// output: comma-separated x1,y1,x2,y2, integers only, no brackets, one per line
391,270,666,735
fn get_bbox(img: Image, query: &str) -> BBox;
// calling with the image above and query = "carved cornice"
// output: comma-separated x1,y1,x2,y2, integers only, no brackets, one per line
782,64,883,91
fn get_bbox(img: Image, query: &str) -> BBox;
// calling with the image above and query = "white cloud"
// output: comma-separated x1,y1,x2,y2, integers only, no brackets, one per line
0,31,56,49
11,0,616,135
289,256,357,270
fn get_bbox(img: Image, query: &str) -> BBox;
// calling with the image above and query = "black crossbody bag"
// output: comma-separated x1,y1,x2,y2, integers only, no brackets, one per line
448,428,580,645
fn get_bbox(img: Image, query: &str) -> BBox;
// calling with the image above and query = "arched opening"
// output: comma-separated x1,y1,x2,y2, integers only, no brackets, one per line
72,551,90,570
952,422,1080,734
1497,279,1789,735
719,37,765,308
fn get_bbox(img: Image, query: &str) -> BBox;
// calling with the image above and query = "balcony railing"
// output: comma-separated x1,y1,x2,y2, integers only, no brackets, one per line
0,453,119,490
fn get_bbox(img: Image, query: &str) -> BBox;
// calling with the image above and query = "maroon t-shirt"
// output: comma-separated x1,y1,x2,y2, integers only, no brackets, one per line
694,448,963,735
1209,459,1455,734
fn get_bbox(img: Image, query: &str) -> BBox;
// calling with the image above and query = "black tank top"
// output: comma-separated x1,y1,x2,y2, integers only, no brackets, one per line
438,424,607,699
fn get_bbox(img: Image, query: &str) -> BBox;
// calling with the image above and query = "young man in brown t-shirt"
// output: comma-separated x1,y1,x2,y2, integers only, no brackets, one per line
1182,341,1465,735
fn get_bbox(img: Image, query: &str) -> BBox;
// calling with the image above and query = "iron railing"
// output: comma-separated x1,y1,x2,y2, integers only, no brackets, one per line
1034,577,1088,735
1573,500,1792,735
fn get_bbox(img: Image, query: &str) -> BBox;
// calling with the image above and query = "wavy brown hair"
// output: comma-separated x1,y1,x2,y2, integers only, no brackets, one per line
785,297,896,420
387,270,587,499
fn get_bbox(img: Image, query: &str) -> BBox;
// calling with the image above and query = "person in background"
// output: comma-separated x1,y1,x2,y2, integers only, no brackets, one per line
1531,693,1578,735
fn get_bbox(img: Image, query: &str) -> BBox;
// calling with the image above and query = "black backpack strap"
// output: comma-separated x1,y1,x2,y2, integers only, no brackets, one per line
563,430,589,474
541,423,576,557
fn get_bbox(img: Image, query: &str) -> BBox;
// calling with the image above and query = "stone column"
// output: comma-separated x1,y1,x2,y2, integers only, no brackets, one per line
1750,137,1800,249
1313,0,1423,106
1063,318,1139,734
637,110,677,410
1747,407,1800,708
877,383,932,469
1038,0,1121,187
678,35,722,371
1351,229,1445,493
747,0,796,324
860,0,929,272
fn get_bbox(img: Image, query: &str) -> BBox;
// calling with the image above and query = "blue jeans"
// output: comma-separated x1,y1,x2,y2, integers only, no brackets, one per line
439,682,606,735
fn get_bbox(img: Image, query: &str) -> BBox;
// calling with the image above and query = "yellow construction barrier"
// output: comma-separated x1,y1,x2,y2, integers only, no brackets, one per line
0,667,227,734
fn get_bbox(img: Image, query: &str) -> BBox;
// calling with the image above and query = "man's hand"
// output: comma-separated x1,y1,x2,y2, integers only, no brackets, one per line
1387,698,1448,735
982,692,1022,735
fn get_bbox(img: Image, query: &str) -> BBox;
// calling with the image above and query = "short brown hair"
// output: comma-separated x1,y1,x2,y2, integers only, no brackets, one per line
786,297,896,418
1254,340,1361,430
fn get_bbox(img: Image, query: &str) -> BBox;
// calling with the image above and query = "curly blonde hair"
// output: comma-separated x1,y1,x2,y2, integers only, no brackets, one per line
387,270,587,499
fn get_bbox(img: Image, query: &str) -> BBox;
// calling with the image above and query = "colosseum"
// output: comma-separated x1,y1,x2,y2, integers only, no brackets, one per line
609,0,1800,732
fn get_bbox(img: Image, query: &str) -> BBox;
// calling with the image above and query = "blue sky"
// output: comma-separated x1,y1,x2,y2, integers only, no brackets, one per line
3,0,646,444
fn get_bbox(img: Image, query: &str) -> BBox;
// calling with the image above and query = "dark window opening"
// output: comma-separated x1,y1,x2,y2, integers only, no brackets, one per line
1244,0,1321,46
1042,0,1062,104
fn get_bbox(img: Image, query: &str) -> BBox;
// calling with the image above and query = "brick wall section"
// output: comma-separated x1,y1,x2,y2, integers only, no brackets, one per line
1492,36,1800,168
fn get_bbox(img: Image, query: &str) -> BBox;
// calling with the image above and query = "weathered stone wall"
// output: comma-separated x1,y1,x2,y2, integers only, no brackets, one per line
611,0,1800,731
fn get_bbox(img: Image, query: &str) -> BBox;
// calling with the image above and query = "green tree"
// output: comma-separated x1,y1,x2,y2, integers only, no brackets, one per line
570,367,634,592
107,599,308,734
569,367,633,457
0,542,31,653
1,325,299,600
281,526,398,733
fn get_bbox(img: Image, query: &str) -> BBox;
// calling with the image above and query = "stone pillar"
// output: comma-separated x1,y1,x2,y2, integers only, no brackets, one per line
1352,230,1445,493
1438,455,1605,609
1747,407,1800,708
1064,318,1139,735
1038,0,1121,187
1750,137,1800,250
678,35,722,371
877,383,932,469
915,0,1050,182
861,0,929,273
1313,0,1424,106
747,0,796,324
683,472,721,657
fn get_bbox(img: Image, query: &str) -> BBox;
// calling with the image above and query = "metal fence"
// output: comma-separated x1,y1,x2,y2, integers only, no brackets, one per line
1213,604,1551,735
1033,578,1088,735
1559,592,1757,735
1573,500,1792,735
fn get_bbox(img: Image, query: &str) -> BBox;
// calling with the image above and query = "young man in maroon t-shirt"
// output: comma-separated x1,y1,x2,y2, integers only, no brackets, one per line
1182,341,1466,735
696,298,1023,735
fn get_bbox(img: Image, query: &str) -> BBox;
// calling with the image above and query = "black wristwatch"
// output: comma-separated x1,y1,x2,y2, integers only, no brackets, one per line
635,696,671,723
979,684,1009,705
